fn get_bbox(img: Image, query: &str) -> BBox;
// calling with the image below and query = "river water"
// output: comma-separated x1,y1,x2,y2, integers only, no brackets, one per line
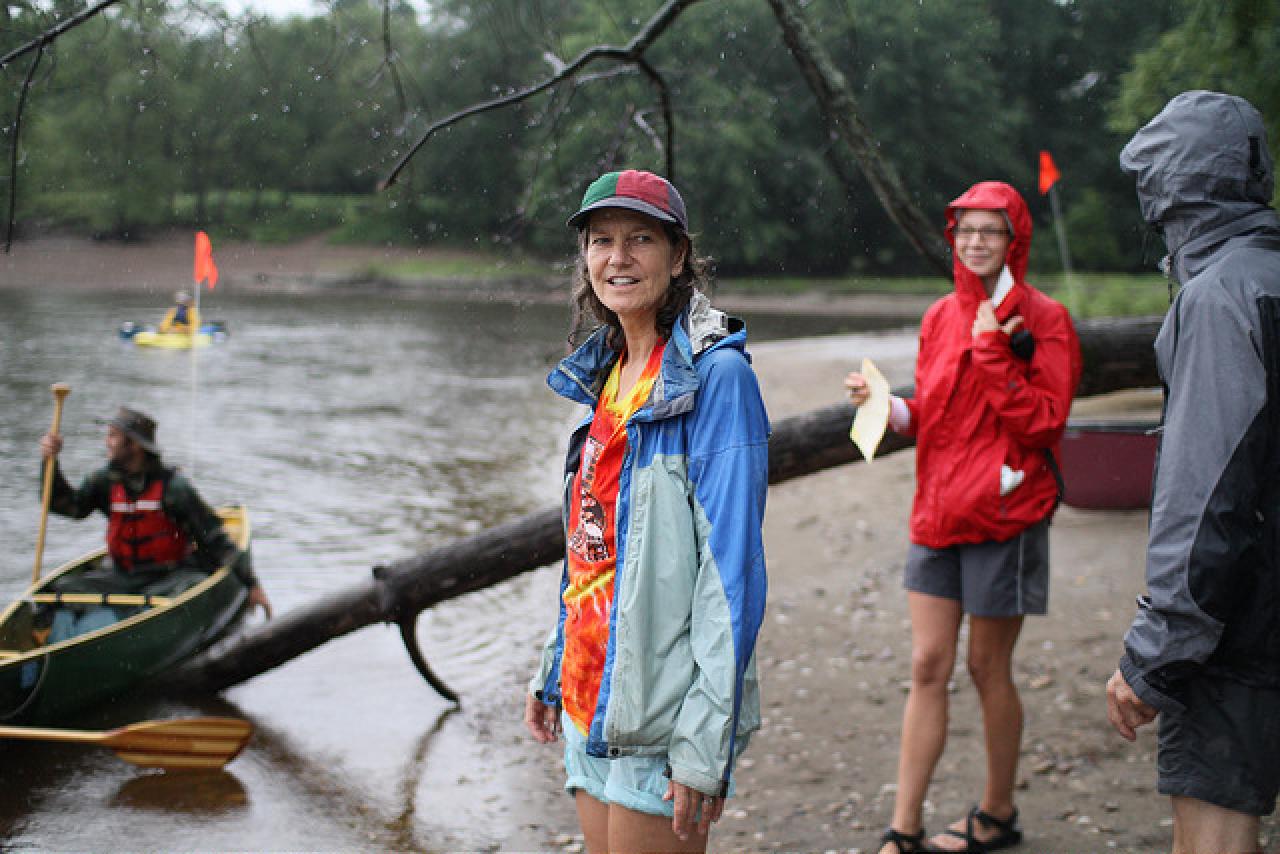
0,285,908,850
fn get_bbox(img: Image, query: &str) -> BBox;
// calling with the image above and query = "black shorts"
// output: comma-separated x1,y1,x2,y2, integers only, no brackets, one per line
1157,674,1280,816
903,519,1049,617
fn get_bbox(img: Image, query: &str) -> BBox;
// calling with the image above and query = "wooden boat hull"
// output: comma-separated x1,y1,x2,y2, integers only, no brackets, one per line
0,508,250,723
1058,420,1159,510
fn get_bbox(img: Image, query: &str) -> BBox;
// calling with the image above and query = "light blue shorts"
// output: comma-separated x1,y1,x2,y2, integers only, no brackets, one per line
561,712,735,818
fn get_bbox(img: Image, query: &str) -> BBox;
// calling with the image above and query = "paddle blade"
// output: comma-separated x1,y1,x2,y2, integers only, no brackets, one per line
105,717,252,771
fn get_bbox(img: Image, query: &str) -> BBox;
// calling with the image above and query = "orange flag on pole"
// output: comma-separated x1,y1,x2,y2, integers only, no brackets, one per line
1038,151,1062,195
194,231,218,289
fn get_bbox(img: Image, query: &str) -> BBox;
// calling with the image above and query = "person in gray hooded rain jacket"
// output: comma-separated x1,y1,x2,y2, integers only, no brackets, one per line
1106,90,1280,854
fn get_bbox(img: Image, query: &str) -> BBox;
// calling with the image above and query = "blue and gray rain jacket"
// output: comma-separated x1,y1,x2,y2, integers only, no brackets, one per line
1118,90,1280,712
530,291,770,796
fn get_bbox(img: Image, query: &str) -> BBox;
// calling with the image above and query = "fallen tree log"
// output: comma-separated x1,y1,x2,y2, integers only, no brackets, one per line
168,315,1163,697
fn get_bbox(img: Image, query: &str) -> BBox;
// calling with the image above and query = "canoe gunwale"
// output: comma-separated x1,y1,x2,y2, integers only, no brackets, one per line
0,566,238,665
0,506,251,722
1064,417,1161,435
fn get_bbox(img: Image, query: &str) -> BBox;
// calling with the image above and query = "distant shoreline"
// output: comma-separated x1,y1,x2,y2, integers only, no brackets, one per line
0,234,937,319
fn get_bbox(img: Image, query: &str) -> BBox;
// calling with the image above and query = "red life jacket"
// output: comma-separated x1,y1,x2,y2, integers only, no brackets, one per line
107,477,191,571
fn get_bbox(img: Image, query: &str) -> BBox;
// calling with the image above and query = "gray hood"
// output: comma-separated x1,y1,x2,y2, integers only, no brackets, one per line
1120,90,1275,271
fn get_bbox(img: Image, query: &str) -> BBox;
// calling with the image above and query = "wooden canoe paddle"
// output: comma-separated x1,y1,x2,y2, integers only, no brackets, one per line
0,716,252,771
33,383,71,585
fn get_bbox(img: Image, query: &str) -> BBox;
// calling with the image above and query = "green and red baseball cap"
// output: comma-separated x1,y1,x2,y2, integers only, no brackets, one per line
567,169,688,232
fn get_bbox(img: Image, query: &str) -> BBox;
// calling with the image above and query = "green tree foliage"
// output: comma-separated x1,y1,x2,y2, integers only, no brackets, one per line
1113,0,1279,180
1100,0,1280,267
1,0,1242,273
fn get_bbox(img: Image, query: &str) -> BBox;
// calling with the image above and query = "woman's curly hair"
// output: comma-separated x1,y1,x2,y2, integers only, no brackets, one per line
568,222,711,350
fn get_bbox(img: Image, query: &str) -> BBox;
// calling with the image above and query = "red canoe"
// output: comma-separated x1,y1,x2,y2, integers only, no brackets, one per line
1057,419,1159,510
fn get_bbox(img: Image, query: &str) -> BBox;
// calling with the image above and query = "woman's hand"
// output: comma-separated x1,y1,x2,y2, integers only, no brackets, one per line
665,780,724,841
844,371,870,407
972,299,1023,339
523,694,560,744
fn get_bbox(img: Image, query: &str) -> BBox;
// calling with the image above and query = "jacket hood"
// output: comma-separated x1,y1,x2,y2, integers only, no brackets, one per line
1120,90,1275,260
945,181,1033,307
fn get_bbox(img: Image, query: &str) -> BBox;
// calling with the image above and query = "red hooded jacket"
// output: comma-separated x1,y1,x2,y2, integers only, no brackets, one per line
901,181,1081,547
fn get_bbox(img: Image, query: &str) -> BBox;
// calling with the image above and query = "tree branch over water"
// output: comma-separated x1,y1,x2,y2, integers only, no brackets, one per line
2,0,125,253
4,45,41,254
763,0,950,274
379,0,950,275
0,0,122,70
379,0,699,190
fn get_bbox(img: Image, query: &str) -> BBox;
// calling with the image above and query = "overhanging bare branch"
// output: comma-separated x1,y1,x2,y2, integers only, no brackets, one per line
3,0,127,252
5,46,42,254
379,0,704,191
764,0,950,274
634,56,675,177
0,0,122,70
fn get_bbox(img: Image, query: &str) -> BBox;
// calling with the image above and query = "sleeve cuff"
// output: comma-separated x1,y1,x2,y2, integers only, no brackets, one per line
888,395,911,432
1119,654,1186,716
668,760,724,797
231,551,260,587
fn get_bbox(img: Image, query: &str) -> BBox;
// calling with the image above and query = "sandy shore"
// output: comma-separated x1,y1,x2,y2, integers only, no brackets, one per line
507,339,1189,854
8,236,1270,852
0,233,937,318
726,344,1171,853
510,329,1272,853
0,233,483,293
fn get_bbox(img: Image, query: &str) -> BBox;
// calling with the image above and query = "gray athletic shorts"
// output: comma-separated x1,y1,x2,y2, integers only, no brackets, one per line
903,519,1049,617
1157,675,1280,816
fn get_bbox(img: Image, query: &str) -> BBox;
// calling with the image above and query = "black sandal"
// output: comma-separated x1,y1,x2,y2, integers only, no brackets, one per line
935,806,1022,853
880,826,928,853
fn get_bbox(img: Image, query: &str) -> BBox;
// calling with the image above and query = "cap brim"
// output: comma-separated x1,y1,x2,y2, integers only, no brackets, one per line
567,197,681,230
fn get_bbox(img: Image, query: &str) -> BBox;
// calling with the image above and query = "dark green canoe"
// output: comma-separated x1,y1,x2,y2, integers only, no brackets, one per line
0,507,250,724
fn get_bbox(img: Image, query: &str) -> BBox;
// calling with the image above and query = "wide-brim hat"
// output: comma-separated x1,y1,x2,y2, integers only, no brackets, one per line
567,169,689,232
98,406,161,455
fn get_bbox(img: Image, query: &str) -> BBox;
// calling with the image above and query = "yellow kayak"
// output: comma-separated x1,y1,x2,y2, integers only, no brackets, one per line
133,330,213,349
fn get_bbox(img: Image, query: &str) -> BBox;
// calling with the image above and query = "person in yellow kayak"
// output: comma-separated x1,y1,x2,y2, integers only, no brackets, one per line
158,291,200,334
38,407,271,616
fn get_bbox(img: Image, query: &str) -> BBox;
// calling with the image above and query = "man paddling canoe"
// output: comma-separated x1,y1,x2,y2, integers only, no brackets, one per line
38,406,271,616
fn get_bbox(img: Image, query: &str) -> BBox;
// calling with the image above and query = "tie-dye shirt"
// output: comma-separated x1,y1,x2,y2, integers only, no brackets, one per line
561,340,666,735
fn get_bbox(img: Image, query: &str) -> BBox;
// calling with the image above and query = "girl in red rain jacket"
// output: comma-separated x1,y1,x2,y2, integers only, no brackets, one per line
847,181,1081,854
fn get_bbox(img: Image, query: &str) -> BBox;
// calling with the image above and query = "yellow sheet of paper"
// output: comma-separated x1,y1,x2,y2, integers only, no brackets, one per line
849,357,890,461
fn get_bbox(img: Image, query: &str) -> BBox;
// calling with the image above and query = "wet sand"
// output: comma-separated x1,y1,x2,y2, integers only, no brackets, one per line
6,235,1272,852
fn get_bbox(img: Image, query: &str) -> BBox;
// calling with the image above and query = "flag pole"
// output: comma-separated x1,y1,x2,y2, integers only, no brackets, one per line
188,231,219,478
190,254,201,477
1038,150,1080,317
1046,183,1080,316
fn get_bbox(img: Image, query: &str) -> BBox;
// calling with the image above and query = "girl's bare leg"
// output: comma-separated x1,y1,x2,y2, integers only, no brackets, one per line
930,614,1024,851
879,591,964,854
